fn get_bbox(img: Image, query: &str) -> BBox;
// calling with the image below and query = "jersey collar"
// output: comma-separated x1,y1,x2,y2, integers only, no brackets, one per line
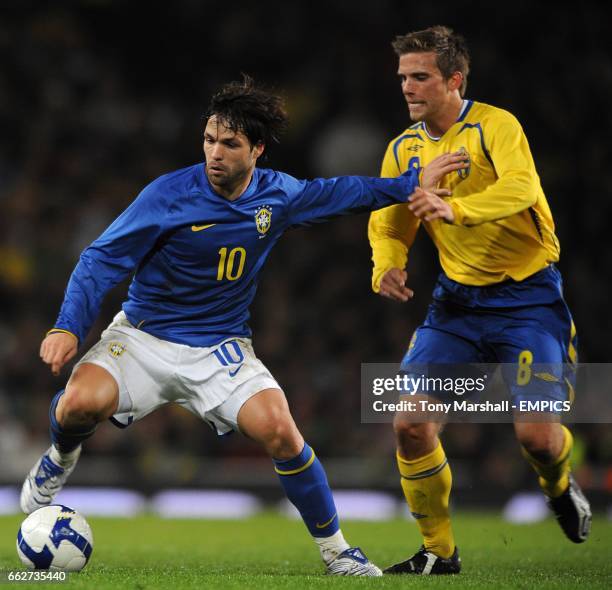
421,99,473,142
199,163,259,202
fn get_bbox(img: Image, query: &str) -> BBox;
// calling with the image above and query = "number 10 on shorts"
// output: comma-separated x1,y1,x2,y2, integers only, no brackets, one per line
213,341,245,373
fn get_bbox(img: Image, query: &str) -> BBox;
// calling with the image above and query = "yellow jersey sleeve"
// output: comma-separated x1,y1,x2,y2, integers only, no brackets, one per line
368,140,420,292
449,112,541,226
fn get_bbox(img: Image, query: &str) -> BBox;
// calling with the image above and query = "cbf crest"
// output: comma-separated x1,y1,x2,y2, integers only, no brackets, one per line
108,342,126,358
457,146,471,179
255,205,272,237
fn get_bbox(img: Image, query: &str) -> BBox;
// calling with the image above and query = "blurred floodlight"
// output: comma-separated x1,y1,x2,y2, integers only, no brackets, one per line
55,487,147,516
279,490,398,521
0,487,19,514
502,492,549,523
151,489,262,519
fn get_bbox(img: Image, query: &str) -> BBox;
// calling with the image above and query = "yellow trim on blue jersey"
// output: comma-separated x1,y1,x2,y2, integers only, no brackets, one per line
568,343,577,365
46,328,78,341
568,321,578,364
274,447,316,475
565,377,575,406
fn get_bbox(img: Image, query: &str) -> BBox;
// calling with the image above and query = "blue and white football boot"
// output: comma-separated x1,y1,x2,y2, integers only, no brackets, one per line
325,547,382,576
20,445,81,514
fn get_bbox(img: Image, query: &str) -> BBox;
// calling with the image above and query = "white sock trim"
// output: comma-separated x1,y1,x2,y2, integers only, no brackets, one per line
314,529,350,565
49,444,80,466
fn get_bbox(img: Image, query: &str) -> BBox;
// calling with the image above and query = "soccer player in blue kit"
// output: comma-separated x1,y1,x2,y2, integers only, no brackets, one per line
20,77,465,575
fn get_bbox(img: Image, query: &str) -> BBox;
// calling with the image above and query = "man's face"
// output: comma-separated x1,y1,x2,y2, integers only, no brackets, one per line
203,115,263,193
397,51,459,123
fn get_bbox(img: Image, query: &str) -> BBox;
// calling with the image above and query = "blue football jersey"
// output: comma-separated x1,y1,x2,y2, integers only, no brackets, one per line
54,163,418,346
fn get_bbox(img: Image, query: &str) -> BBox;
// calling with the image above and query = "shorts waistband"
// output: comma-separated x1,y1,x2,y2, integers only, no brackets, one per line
434,265,562,309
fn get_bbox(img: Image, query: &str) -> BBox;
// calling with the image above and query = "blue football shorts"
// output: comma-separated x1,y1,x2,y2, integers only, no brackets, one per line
400,265,577,407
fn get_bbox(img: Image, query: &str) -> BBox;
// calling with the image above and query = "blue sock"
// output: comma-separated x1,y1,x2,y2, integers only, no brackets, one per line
49,390,97,453
274,443,340,538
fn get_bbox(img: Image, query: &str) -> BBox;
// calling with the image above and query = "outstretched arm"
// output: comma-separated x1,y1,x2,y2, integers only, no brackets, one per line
285,151,464,228
285,169,421,227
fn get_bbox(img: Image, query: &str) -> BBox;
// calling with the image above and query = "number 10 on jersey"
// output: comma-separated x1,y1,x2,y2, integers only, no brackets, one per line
217,247,246,280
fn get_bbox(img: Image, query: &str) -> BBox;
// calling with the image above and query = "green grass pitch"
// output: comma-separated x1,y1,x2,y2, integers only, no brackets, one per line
1,512,610,588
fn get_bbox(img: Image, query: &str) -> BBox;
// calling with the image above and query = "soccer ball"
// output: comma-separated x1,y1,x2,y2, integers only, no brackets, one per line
16,505,94,571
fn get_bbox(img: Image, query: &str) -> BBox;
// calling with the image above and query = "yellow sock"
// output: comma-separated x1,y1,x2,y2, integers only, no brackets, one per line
522,425,573,498
397,442,454,558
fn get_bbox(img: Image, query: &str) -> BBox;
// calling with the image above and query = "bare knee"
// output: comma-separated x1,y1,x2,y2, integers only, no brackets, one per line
515,421,564,463
56,365,119,428
237,389,304,459
394,418,440,459
261,415,304,459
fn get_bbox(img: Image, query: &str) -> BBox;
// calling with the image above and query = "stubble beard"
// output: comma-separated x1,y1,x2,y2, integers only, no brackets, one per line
206,164,250,196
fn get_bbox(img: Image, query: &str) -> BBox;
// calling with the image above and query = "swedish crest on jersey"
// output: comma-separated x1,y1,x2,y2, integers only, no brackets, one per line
108,342,126,358
255,205,272,236
457,146,471,179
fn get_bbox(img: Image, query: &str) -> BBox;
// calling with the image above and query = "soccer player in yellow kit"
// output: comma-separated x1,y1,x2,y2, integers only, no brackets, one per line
369,26,592,575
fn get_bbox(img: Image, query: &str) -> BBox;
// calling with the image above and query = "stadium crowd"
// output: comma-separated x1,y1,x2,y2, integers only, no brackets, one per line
1,1,610,505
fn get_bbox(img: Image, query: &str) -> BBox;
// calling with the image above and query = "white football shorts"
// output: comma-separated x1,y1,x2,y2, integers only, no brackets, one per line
74,311,280,434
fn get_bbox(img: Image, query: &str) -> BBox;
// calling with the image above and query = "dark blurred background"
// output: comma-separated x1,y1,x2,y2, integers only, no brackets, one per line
1,0,611,509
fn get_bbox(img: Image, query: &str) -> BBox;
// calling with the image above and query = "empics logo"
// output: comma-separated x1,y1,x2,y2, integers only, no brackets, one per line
255,206,272,237
108,342,126,358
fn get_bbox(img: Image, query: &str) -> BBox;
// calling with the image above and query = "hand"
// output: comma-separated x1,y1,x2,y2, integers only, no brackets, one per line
40,332,78,376
379,268,414,303
408,187,455,223
421,151,469,191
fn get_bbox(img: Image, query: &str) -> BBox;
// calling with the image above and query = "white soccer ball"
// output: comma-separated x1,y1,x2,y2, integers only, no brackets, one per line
16,505,94,572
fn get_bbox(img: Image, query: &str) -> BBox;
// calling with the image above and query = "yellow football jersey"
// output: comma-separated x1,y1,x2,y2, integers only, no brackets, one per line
369,100,560,290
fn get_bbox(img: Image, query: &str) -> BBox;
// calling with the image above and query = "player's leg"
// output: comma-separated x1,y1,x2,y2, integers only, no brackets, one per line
55,363,119,444
496,303,591,542
515,420,589,542
201,339,380,575
392,413,456,555
513,419,589,539
389,410,459,575
514,419,568,494
20,363,118,513
236,387,381,576
384,312,484,575
22,311,175,514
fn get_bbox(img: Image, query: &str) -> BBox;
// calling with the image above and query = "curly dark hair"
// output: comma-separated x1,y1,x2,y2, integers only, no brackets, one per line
205,75,288,148
392,26,470,96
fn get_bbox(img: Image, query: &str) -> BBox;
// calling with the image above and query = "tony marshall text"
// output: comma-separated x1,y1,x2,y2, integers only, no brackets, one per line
373,400,510,413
